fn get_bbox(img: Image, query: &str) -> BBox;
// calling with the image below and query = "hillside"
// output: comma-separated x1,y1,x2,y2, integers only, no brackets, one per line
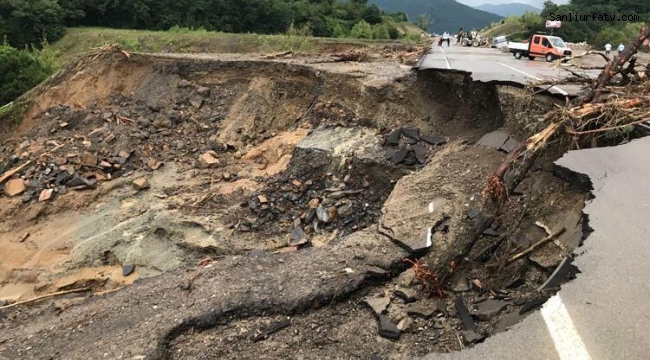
476,3,541,17
370,0,501,34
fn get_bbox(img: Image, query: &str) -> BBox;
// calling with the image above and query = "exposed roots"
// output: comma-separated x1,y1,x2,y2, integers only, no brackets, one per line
482,175,508,208
404,258,444,298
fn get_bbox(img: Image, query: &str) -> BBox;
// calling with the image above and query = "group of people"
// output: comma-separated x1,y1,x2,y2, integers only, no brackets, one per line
604,43,625,56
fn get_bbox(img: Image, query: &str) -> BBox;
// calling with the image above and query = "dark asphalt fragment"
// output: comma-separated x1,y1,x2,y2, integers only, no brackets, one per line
455,298,476,331
378,315,400,340
253,318,291,342
472,299,509,321
390,146,408,164
122,265,135,277
387,129,401,146
401,127,420,141
413,144,427,164
537,257,578,291
462,330,485,345
519,296,551,315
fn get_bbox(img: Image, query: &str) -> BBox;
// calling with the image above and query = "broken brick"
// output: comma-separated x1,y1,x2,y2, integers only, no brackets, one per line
4,179,26,197
82,152,98,166
38,189,54,202
198,152,220,168
132,178,150,191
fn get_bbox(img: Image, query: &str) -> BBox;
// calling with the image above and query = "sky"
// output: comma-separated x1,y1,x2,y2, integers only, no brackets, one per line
456,0,570,8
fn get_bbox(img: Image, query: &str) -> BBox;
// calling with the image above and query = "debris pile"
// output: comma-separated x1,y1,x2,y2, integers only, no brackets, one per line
384,127,447,165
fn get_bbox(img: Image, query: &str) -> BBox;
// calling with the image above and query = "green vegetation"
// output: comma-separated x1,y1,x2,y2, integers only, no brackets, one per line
481,1,649,47
0,41,58,106
1,0,416,49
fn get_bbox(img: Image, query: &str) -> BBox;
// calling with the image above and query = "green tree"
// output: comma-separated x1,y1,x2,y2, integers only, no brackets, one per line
0,0,65,48
350,20,373,39
0,43,55,105
372,23,390,39
417,13,430,32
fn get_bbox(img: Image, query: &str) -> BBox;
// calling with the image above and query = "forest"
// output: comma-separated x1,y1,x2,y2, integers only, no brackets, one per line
0,0,411,49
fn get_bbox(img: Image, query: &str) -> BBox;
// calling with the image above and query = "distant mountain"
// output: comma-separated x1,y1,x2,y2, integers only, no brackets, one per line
370,0,502,34
475,3,541,17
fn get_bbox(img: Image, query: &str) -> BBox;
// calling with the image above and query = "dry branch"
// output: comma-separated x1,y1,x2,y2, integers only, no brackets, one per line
0,161,32,183
507,228,566,264
0,288,89,310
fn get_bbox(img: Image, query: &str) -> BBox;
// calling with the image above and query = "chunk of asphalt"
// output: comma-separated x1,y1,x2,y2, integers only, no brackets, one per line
394,227,433,253
537,257,577,291
387,129,401,146
122,265,135,277
519,296,551,315
471,299,510,321
378,315,401,340
420,135,447,146
412,143,427,164
500,137,520,153
371,355,384,360
455,298,476,331
482,228,499,237
462,330,485,345
477,131,509,149
404,137,418,145
363,296,390,316
467,208,480,220
407,301,438,319
253,318,291,342
394,288,417,303
385,147,397,160
401,127,420,140
390,146,408,164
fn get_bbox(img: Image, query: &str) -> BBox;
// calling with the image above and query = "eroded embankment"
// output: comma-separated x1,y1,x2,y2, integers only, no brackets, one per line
0,51,587,359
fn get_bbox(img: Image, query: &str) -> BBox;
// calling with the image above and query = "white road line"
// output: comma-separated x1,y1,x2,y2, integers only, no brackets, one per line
541,294,593,360
439,47,451,69
498,62,569,96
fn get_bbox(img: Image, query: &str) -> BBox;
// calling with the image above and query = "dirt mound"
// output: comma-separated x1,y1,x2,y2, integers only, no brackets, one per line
0,50,587,358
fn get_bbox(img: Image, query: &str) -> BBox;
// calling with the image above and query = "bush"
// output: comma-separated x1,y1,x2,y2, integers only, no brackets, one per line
0,43,56,106
350,20,373,39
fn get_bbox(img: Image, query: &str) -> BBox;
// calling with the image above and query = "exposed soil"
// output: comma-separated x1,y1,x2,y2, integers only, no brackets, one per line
0,48,588,359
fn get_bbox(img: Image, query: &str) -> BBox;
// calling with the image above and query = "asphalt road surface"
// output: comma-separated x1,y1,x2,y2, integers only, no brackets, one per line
420,122,650,360
418,44,598,96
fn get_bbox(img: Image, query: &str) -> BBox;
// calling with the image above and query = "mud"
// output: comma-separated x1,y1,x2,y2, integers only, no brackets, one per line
0,50,588,359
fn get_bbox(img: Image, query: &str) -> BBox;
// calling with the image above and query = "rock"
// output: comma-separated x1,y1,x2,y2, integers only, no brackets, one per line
455,298,476,331
337,203,353,217
397,317,413,332
316,205,331,223
482,228,499,237
387,129,401,145
38,189,54,202
122,265,135,277
451,277,471,293
394,227,432,253
477,131,510,149
385,147,396,160
406,301,437,319
99,161,112,169
22,191,34,203
197,86,211,96
258,195,268,203
178,79,192,88
308,198,320,209
377,315,400,340
364,296,390,316
420,135,447,146
152,114,172,128
189,95,203,109
132,178,150,191
82,152,98,166
467,208,480,219
471,299,509,321
412,144,427,164
4,179,26,197
390,146,408,164
66,175,94,188
462,330,485,345
289,227,307,246
198,152,220,168
394,288,417,303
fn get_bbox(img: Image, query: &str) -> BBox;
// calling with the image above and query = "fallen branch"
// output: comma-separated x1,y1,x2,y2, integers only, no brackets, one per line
507,228,566,264
0,160,32,183
0,288,89,310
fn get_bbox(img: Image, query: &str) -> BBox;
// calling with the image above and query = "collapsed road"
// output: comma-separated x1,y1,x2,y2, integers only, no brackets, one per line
0,47,618,359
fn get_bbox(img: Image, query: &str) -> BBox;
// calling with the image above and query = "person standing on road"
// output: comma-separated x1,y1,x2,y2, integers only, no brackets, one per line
442,32,450,47
618,43,625,55
605,43,611,56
